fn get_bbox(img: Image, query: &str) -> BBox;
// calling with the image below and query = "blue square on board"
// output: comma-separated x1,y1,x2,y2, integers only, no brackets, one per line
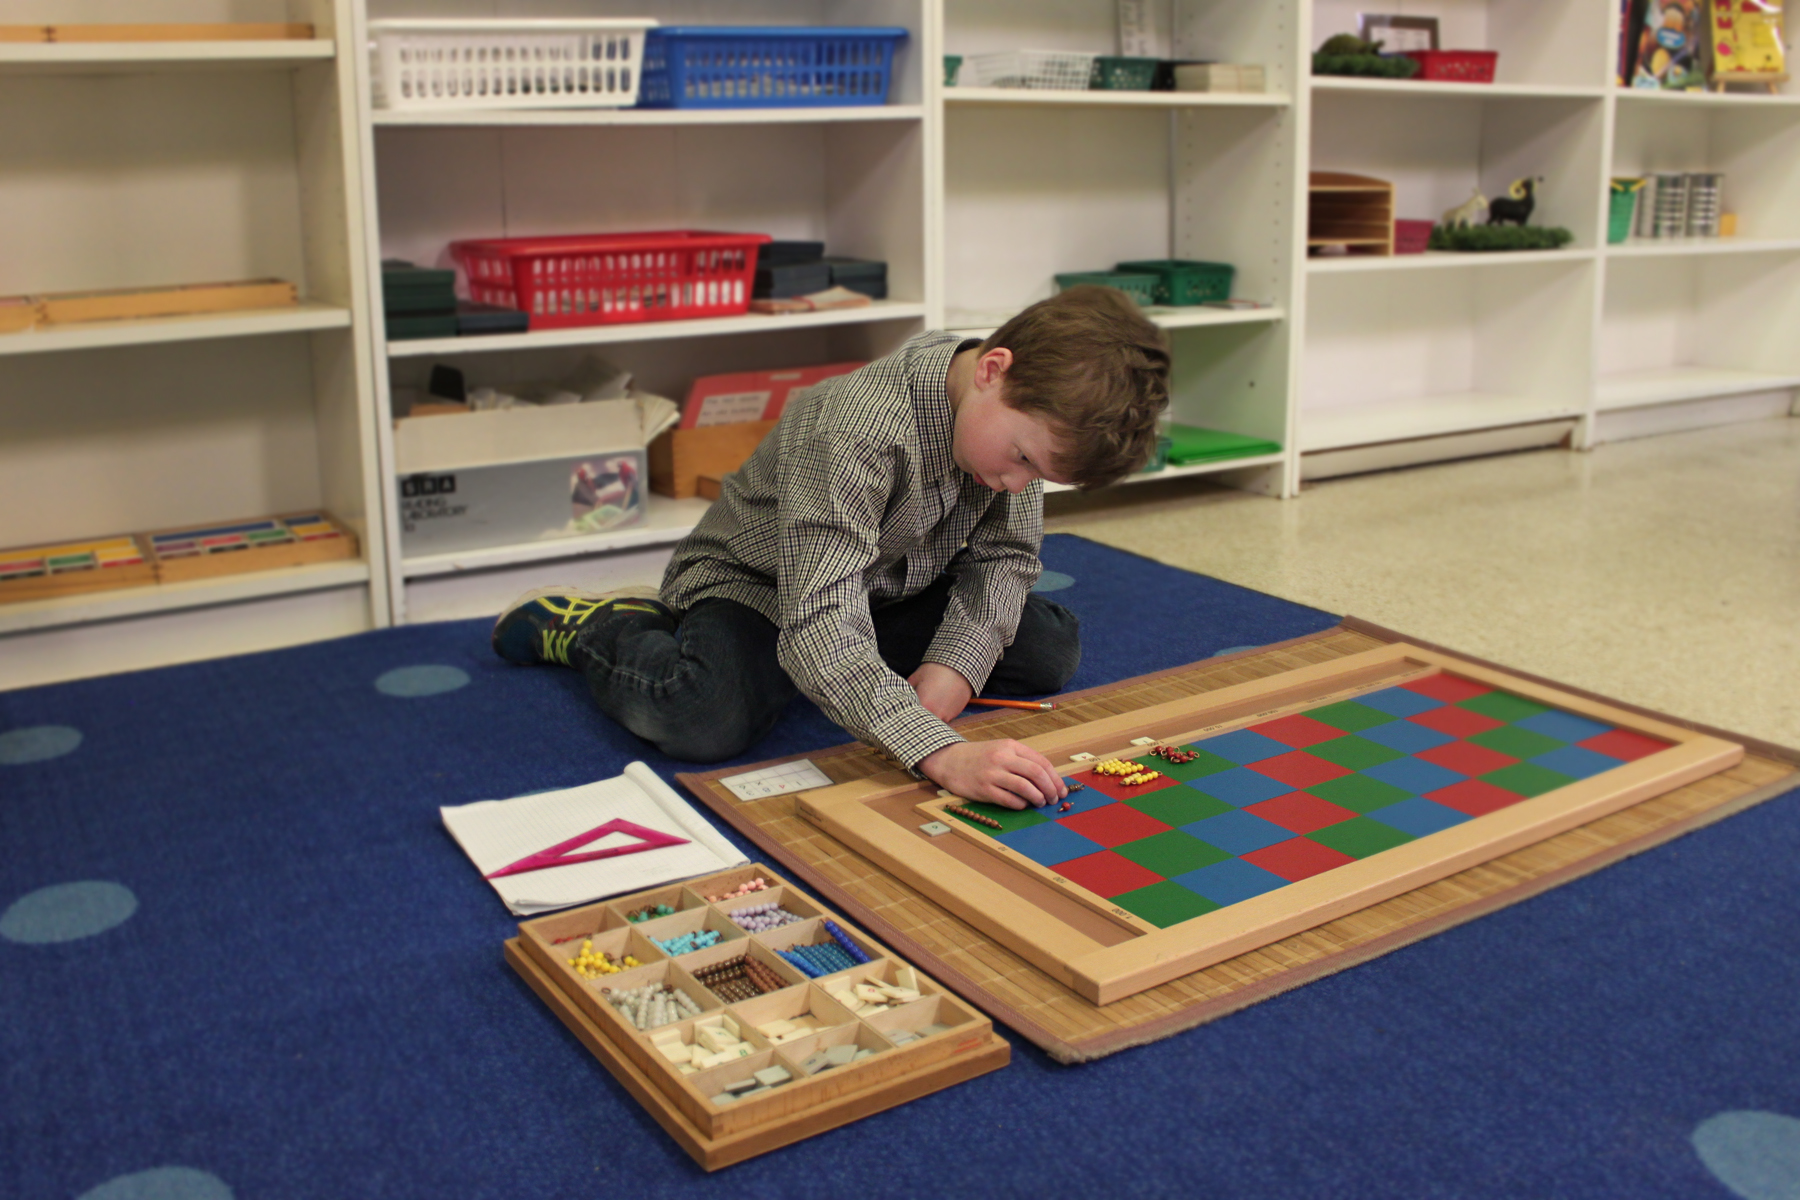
1046,785,1117,817
1363,757,1468,796
1365,796,1470,838
1529,745,1625,781
1360,721,1457,755
1171,859,1289,907
1181,810,1292,856
1191,729,1292,765
1185,766,1292,808
995,823,1104,867
1515,711,1615,743
1354,686,1445,719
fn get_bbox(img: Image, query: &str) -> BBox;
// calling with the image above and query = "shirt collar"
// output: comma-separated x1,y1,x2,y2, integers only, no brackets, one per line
911,335,982,484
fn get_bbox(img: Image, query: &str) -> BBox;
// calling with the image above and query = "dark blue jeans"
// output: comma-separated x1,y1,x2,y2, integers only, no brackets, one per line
572,576,1080,763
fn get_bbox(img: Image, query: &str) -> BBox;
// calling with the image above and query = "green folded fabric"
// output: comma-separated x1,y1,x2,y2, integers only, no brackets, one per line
1165,424,1281,466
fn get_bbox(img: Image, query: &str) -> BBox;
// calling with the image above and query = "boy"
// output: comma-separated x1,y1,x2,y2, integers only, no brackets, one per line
492,286,1170,808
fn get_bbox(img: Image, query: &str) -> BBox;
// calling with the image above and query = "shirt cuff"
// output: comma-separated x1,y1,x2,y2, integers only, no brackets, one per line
921,636,1002,700
868,704,966,772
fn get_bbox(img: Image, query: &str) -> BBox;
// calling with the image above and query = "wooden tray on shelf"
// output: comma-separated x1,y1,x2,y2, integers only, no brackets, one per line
0,534,153,603
144,512,357,583
506,863,1009,1171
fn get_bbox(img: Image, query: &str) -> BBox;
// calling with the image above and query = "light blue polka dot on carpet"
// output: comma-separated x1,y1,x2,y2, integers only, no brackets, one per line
0,724,82,764
77,1166,233,1200
375,664,470,697
1033,570,1075,593
1212,645,1260,657
1,881,137,944
1694,1111,1800,1200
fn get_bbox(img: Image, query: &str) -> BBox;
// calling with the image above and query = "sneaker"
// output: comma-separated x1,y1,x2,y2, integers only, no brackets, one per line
490,586,670,667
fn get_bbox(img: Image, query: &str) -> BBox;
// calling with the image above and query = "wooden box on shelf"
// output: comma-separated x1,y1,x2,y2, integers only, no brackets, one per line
649,422,776,499
1308,172,1395,257
144,512,358,584
506,863,1009,1170
0,534,154,604
36,279,298,326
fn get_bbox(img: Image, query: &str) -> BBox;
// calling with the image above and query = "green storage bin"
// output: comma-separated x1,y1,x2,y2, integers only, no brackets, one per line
1090,55,1158,90
1608,178,1645,245
1054,271,1159,307
1165,424,1280,465
1114,259,1235,305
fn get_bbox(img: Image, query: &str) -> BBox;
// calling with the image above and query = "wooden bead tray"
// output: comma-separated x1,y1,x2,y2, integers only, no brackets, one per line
504,863,1010,1170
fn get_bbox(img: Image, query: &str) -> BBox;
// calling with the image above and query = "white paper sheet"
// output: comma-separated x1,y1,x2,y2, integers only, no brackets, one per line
441,762,747,915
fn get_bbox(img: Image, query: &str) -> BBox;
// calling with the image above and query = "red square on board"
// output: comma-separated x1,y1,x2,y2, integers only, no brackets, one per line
1579,729,1671,762
1241,838,1357,882
1249,713,1344,749
1245,791,1361,835
1403,673,1493,704
1053,849,1166,898
1428,778,1528,817
1248,749,1353,789
1410,706,1505,738
1416,740,1518,776
1074,767,1183,802
1058,802,1173,849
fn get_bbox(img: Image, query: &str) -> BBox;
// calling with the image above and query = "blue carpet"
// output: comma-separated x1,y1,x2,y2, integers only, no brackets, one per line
3,534,1797,1200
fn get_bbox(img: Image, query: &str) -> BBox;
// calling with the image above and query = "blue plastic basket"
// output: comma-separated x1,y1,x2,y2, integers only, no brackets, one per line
636,26,907,109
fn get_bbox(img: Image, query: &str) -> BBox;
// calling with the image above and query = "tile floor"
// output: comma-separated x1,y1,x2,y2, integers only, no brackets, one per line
1045,416,1800,749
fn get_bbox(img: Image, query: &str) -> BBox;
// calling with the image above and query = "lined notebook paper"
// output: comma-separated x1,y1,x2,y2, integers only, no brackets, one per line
441,762,747,915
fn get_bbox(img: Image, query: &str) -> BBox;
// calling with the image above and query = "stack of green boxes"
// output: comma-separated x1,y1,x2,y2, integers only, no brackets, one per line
382,261,458,341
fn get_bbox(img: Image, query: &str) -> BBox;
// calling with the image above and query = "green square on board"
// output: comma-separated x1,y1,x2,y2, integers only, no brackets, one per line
1308,817,1416,859
1469,725,1564,760
1306,773,1412,814
1460,691,1554,722
1306,701,1397,734
1128,748,1235,781
1480,763,1576,798
1113,880,1222,928
946,803,1047,834
1114,831,1231,877
1124,788,1234,826
1307,734,1405,771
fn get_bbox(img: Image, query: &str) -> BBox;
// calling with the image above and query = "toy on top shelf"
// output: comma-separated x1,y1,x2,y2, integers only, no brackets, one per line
1709,0,1788,92
1428,177,1573,252
1439,190,1489,229
1312,33,1420,79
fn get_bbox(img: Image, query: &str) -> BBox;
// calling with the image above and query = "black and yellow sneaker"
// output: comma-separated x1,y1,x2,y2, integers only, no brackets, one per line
490,586,671,667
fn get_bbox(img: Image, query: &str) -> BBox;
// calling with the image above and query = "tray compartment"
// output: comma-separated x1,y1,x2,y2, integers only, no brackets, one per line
755,916,880,981
678,938,809,1004
632,905,748,958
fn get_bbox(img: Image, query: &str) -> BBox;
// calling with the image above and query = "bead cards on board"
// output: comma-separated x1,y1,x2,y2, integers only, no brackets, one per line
797,644,1743,1005
504,864,1008,1170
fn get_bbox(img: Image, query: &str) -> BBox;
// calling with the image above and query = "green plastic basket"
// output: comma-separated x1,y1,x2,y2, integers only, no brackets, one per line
1608,179,1643,245
1090,55,1158,90
1054,271,1159,306
1114,259,1234,305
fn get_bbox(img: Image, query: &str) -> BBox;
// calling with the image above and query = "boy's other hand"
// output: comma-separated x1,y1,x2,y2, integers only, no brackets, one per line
918,740,1069,810
908,662,974,723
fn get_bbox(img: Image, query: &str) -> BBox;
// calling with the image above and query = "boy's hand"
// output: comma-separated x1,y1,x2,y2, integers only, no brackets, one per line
908,662,973,723
918,740,1069,810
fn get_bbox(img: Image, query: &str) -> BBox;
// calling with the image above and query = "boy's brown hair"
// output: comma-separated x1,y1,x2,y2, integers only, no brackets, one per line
980,285,1171,489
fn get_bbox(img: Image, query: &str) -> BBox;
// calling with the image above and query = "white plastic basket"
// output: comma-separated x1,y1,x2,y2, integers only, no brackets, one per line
962,49,1098,90
370,19,657,111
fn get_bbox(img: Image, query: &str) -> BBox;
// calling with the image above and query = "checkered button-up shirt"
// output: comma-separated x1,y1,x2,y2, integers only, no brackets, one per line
662,330,1044,768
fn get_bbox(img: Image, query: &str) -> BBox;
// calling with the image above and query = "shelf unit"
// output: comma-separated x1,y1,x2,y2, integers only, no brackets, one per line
9,0,1800,682
0,0,385,691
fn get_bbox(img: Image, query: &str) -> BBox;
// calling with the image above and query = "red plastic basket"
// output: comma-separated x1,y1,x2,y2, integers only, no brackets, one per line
450,230,771,328
1403,50,1498,83
1394,219,1434,254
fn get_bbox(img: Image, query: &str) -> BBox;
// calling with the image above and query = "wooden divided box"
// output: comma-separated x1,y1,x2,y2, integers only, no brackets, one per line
144,512,357,583
1308,172,1396,256
0,535,155,602
504,863,1009,1170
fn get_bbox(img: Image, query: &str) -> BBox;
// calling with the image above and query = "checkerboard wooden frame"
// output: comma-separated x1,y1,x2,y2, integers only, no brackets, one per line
795,643,1743,1005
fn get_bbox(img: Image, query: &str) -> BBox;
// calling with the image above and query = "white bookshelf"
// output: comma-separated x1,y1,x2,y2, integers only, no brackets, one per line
0,0,386,690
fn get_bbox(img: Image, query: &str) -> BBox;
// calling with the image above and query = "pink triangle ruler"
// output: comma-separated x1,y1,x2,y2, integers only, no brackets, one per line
485,819,690,879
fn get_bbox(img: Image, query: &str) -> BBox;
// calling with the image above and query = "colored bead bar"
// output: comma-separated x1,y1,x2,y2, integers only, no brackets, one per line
568,939,640,979
626,903,676,923
651,928,722,956
690,955,789,1003
728,902,805,932
605,982,701,1031
944,804,1002,829
704,877,770,903
1150,744,1200,764
822,921,872,965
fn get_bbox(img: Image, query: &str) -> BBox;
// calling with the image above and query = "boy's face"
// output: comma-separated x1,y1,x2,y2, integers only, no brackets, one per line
952,349,1073,493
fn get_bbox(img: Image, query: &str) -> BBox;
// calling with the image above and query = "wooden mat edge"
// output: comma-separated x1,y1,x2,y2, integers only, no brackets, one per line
677,622,1800,1063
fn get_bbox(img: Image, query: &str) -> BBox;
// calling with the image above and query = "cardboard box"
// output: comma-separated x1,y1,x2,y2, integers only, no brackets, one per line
395,401,646,554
